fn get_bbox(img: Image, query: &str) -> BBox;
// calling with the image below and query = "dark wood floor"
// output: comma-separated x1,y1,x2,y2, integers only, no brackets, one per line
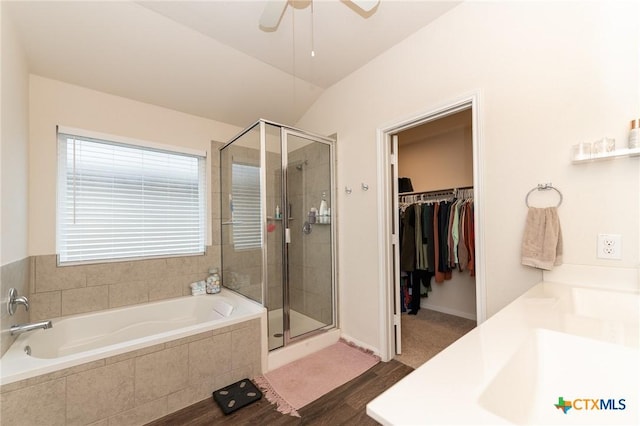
146,360,413,426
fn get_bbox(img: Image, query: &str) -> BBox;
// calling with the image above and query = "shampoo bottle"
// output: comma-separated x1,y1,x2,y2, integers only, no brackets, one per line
319,192,328,223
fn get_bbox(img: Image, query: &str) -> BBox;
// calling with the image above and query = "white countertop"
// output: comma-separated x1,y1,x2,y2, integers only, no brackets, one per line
367,281,640,425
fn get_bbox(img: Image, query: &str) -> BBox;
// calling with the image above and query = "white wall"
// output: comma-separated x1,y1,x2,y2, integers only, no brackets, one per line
297,1,639,353
398,125,473,193
29,76,242,256
1,6,30,266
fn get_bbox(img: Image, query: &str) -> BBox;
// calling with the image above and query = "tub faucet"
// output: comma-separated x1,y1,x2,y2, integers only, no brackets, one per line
10,320,53,336
7,288,29,315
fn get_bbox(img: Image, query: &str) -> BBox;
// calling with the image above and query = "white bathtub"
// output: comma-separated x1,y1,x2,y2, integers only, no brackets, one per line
1,288,266,385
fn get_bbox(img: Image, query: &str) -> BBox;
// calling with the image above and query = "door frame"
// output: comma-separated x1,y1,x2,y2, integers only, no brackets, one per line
375,91,487,362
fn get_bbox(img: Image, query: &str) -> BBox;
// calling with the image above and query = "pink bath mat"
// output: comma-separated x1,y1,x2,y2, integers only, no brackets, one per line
254,340,380,416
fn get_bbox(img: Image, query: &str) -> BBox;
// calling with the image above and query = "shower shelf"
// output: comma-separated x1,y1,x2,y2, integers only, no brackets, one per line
267,217,293,221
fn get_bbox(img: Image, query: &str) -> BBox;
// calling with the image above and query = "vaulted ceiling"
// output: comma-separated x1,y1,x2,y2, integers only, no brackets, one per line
6,1,460,127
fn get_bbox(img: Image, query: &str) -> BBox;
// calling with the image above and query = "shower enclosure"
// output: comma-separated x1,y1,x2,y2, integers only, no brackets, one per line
220,120,336,351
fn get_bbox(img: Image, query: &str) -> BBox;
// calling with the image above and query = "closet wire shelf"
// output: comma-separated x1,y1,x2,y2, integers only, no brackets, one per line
399,186,474,205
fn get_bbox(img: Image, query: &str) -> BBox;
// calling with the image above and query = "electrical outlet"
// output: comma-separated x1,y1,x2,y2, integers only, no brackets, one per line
597,234,622,260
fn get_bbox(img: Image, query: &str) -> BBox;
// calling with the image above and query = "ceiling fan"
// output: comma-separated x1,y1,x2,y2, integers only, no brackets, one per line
259,0,380,31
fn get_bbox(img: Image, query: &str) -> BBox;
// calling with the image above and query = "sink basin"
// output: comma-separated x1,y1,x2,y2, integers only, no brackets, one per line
560,287,640,347
478,329,639,425
571,287,639,323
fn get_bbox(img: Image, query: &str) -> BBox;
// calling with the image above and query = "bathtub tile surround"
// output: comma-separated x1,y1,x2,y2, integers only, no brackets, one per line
108,397,167,426
61,285,109,316
0,378,67,425
188,333,231,385
28,246,221,321
108,280,149,308
0,318,261,425
135,345,188,405
35,254,86,292
66,359,136,425
0,358,106,395
27,290,61,324
0,257,31,356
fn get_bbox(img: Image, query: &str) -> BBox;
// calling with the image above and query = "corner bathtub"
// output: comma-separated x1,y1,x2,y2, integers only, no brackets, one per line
1,288,266,385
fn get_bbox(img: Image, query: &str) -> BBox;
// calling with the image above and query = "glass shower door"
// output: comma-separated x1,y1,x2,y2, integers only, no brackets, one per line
220,123,264,304
284,130,334,340
221,120,335,352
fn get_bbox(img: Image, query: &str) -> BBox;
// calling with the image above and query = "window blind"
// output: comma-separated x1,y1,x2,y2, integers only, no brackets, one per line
57,132,206,264
231,163,262,250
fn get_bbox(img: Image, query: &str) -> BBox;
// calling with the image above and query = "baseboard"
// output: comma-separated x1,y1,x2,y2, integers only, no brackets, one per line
419,301,476,321
339,332,382,358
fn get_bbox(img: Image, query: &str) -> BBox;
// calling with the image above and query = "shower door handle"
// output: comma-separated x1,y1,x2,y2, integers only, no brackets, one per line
285,228,291,244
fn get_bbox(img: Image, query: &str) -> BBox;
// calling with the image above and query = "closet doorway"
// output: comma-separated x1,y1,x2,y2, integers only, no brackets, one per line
376,94,486,362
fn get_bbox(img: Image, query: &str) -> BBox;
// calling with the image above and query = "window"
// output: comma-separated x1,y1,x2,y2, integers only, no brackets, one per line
231,163,262,250
57,129,206,264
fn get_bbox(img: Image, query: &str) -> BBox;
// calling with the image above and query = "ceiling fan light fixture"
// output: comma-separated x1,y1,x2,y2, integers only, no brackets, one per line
350,0,379,13
259,0,380,32
259,0,288,31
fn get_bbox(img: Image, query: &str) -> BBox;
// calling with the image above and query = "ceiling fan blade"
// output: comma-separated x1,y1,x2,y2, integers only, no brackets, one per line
349,0,379,13
259,0,289,31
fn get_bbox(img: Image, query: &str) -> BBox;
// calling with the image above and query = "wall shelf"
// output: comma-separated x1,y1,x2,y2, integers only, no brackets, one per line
572,147,640,164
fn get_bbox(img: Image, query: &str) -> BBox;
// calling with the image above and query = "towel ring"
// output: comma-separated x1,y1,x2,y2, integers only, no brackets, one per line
525,184,563,208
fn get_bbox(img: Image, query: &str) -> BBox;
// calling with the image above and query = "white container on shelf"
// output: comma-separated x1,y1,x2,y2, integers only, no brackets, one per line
571,142,591,161
629,119,639,149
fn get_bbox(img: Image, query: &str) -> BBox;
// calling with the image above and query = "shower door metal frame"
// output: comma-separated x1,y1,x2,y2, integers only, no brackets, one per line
279,125,337,347
221,119,337,349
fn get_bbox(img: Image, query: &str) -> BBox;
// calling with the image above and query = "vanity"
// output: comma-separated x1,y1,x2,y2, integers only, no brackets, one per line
367,280,639,425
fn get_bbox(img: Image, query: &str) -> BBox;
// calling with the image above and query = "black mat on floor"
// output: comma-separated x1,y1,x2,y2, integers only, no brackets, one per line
212,378,262,415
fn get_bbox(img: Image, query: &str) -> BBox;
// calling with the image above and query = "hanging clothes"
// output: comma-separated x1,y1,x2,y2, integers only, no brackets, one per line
465,201,476,276
436,201,453,282
398,188,475,311
422,203,436,273
400,204,416,272
415,204,428,271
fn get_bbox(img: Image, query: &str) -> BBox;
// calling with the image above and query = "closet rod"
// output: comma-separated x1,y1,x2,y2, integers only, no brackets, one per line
399,186,474,204
399,185,473,197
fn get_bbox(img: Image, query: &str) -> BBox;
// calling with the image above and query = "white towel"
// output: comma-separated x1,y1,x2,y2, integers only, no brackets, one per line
521,207,563,270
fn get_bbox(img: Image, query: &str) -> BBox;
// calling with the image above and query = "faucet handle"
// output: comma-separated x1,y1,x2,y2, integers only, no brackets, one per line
7,288,29,316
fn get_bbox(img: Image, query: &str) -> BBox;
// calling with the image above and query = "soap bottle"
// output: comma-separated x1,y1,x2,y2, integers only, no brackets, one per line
275,205,281,219
308,207,317,224
206,268,221,294
319,192,328,223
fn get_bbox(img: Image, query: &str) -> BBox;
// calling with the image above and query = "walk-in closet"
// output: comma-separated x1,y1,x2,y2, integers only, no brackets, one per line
393,108,477,368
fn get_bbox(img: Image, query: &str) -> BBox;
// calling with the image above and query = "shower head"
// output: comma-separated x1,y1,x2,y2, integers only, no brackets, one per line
295,160,308,171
